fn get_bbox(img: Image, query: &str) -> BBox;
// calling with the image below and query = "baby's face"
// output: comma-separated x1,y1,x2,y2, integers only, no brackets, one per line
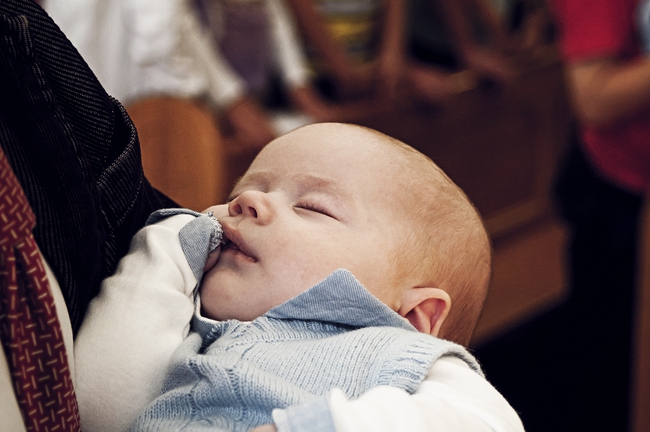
200,124,405,321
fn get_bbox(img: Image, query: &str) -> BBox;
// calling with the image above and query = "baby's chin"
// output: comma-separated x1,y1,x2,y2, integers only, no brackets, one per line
199,304,265,322
197,296,227,321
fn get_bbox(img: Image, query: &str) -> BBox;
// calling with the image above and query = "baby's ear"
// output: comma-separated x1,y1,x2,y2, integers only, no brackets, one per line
398,287,451,336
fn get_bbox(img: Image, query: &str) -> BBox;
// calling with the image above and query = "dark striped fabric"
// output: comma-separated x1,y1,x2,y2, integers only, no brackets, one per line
0,0,177,333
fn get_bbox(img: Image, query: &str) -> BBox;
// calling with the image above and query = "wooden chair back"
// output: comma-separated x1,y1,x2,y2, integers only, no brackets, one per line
127,97,227,210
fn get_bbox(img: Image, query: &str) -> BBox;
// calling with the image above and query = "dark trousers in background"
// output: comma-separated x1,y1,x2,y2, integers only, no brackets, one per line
475,139,641,432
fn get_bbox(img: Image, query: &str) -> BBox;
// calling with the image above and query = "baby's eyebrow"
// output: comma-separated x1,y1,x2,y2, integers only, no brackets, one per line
229,171,353,205
295,174,351,201
228,171,271,200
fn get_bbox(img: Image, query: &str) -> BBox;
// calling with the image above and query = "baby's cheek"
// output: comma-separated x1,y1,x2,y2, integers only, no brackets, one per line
198,270,228,320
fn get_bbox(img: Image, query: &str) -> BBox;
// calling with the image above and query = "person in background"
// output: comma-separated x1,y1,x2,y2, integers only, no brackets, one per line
192,0,383,124
285,0,513,105
42,0,274,151
43,0,388,207
43,0,381,150
550,0,650,430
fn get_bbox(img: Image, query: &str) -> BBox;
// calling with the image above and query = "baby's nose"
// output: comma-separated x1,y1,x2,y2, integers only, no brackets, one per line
228,191,272,223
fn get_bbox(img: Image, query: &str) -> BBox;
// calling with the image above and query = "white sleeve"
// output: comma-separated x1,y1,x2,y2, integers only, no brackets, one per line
267,0,311,88
328,357,525,432
73,215,197,432
175,0,247,108
128,0,245,108
44,0,244,108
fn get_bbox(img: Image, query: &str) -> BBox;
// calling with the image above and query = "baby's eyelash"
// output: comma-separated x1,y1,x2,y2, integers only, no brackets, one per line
227,191,246,203
296,202,334,218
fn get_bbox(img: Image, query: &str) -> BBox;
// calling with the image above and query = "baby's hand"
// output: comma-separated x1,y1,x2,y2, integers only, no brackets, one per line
202,205,229,273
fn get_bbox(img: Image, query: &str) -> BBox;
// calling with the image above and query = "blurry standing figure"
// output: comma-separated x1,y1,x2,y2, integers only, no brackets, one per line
191,0,387,125
42,0,277,151
43,0,383,201
286,0,513,105
42,0,276,208
551,0,650,430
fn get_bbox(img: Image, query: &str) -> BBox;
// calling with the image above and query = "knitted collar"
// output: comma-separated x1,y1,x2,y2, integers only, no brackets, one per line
265,269,416,331
194,269,416,332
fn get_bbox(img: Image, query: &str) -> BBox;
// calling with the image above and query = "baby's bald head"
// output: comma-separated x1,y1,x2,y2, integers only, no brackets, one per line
350,125,491,345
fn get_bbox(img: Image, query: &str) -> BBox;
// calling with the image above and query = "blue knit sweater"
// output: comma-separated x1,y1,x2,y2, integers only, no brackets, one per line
131,211,482,432
130,270,481,432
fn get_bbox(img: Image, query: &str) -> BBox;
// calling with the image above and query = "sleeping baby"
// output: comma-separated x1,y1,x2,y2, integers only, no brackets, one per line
73,123,524,432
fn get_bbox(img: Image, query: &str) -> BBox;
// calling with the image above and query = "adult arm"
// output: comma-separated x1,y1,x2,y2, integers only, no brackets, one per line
375,0,407,101
174,0,276,150
566,57,650,127
435,0,512,83
128,0,245,107
549,0,650,127
266,0,385,122
283,0,358,85
270,357,525,432
268,0,311,90
131,0,275,150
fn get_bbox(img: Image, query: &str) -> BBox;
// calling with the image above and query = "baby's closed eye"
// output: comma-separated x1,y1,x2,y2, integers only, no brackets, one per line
295,202,336,219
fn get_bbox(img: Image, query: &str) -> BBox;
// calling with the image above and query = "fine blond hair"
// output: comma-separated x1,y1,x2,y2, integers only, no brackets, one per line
361,126,492,345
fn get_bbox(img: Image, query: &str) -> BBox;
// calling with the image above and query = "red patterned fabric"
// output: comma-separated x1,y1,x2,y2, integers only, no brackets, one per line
0,148,80,431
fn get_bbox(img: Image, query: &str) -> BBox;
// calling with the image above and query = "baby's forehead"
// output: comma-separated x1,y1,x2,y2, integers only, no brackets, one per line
262,123,441,194
260,127,397,170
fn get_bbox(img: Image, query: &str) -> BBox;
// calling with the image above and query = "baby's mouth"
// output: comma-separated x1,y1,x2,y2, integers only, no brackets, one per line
222,232,257,263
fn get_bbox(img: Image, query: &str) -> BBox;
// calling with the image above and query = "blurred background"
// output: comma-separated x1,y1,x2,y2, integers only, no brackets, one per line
39,0,649,430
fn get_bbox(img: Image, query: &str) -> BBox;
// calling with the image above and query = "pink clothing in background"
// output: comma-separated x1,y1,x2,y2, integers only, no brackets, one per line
550,0,650,193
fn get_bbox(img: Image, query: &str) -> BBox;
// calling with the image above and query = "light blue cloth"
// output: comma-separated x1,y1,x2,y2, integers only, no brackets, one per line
132,210,482,432
147,208,223,284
